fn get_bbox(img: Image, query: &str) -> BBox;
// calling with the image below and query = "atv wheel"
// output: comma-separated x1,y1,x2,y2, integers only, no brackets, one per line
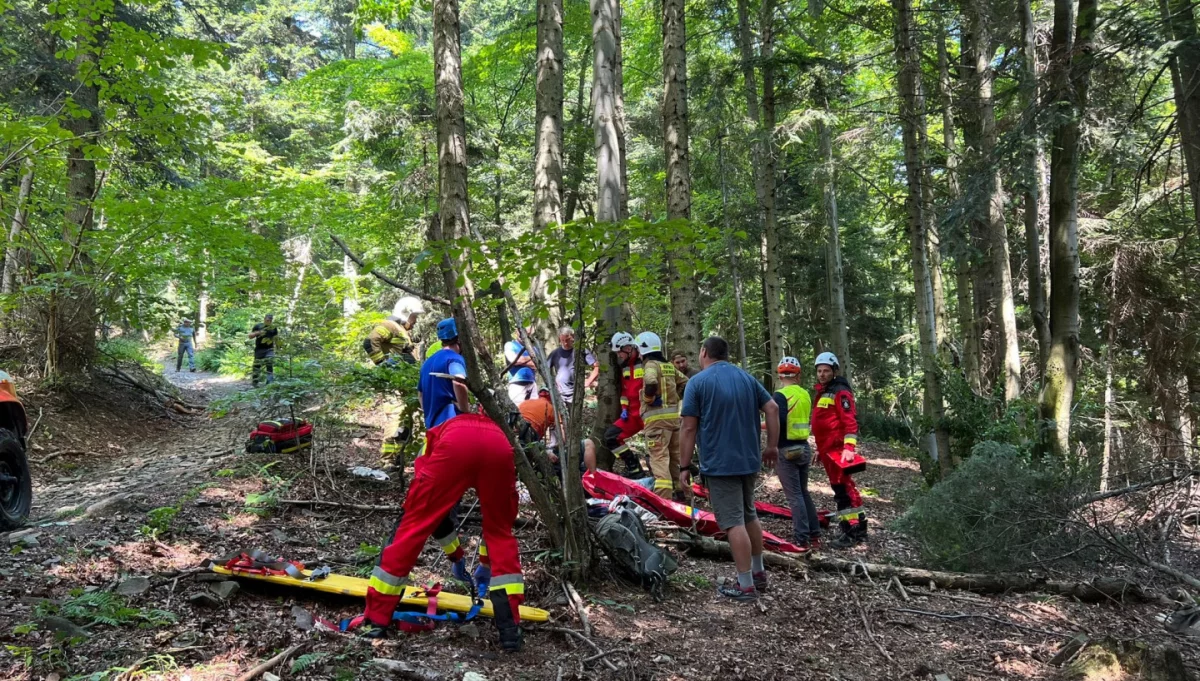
0,428,32,531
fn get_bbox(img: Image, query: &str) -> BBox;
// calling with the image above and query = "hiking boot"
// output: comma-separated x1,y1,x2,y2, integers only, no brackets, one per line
619,452,647,479
752,571,769,593
190,368,196,372
853,515,869,541
717,581,758,602
490,591,523,653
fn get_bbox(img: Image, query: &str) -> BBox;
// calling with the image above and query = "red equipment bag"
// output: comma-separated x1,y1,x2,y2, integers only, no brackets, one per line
831,452,868,475
246,418,313,454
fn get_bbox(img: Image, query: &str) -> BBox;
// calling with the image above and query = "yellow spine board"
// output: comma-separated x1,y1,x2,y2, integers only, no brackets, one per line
209,566,549,622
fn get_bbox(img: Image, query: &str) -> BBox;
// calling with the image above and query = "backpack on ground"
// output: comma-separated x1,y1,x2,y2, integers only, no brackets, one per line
594,505,677,600
246,418,313,454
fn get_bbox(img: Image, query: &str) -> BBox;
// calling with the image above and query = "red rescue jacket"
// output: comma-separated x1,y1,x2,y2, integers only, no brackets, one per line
619,356,645,416
811,377,858,457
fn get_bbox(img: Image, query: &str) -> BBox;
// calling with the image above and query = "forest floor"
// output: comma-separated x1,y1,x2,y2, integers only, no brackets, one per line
1,365,1198,681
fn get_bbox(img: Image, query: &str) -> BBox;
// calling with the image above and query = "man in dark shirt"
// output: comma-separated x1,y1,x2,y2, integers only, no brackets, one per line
249,313,278,387
546,327,599,404
671,350,699,378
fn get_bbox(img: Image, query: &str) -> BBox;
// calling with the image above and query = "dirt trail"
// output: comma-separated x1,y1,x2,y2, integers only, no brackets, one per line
30,366,250,520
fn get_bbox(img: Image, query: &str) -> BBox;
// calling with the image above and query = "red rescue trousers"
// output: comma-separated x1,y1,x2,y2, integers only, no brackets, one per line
364,414,524,626
817,447,862,509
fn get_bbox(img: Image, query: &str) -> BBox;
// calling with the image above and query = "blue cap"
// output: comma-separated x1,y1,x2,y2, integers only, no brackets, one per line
436,318,458,341
510,367,536,384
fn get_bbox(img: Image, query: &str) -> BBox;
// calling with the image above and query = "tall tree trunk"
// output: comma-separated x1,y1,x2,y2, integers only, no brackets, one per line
759,0,783,381
285,237,312,325
1041,0,1097,457
1160,0,1200,231
430,0,566,549
938,19,981,391
1020,0,1051,378
718,128,748,367
2,158,33,297
56,20,102,376
343,254,360,317
959,30,996,390
734,0,783,376
895,0,951,476
197,256,210,345
662,0,699,364
966,0,1021,401
591,0,632,471
532,0,565,318
817,80,851,379
563,45,592,224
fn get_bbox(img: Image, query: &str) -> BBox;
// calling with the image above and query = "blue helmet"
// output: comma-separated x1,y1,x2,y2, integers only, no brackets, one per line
510,367,536,384
436,318,458,341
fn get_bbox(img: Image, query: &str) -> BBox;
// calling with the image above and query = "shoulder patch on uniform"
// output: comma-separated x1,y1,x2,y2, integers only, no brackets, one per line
841,395,852,411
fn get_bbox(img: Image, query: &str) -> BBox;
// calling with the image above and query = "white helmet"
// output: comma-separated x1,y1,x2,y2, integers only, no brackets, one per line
777,356,802,375
610,331,636,352
636,331,663,355
814,351,840,370
393,296,425,319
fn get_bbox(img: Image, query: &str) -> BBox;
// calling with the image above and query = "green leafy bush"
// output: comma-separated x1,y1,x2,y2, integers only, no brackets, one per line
858,411,911,444
98,338,156,371
895,441,1086,572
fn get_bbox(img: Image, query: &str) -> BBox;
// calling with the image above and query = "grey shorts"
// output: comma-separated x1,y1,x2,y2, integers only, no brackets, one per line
707,474,759,531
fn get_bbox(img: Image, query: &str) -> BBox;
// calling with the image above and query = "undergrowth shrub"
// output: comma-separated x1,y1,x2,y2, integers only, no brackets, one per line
895,440,1087,572
859,411,911,444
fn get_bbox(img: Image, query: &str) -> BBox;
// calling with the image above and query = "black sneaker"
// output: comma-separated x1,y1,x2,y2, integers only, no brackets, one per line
717,581,758,602
490,591,523,653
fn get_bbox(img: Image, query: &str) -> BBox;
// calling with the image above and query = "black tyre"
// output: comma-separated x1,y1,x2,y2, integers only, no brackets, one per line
0,428,32,531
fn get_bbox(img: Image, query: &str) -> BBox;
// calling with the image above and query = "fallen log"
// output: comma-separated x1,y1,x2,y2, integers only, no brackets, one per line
667,534,1154,602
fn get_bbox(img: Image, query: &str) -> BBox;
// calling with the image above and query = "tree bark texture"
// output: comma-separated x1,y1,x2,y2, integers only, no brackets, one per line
1041,0,1097,457
662,0,699,364
1161,0,1200,232
2,158,33,297
56,19,102,375
818,83,851,379
719,131,749,367
431,0,565,546
734,0,784,377
591,0,633,470
531,0,564,319
966,0,1021,401
937,21,981,392
563,45,592,225
758,0,783,382
1020,0,1051,378
895,0,951,474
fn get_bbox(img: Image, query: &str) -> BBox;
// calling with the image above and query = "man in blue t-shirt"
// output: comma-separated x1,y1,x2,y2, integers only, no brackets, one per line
419,318,470,430
680,336,779,603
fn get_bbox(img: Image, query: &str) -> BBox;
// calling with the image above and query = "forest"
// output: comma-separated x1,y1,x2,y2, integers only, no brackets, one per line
1,0,1200,676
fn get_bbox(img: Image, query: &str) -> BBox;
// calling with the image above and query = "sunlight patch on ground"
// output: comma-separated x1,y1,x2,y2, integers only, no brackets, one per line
866,457,921,471
215,513,263,531
109,538,207,573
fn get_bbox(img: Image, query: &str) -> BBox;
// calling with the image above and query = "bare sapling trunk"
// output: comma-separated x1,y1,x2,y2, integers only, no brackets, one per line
662,0,699,365
2,158,34,298
895,0,951,474
1041,0,1098,457
817,81,851,379
431,0,564,546
718,129,748,366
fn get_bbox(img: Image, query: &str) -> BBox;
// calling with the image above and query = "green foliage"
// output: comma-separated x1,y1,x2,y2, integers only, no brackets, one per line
858,411,911,444
35,591,177,629
291,652,331,673
138,506,180,539
895,441,1087,572
940,372,1040,461
98,339,156,371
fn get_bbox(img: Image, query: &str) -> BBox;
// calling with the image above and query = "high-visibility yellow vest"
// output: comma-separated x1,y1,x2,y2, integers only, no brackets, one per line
778,384,812,441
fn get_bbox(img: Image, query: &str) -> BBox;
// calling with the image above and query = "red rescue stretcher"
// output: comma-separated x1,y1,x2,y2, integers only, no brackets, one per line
582,470,807,554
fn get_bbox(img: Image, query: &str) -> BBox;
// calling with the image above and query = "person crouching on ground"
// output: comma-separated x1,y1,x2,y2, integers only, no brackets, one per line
679,336,779,601
811,352,867,548
773,357,820,550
